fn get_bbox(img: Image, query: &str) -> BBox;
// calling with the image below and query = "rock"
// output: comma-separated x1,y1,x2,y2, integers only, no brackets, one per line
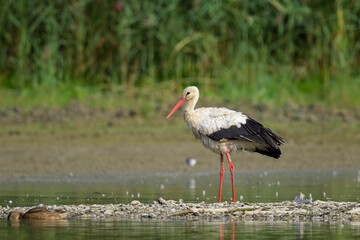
158,197,168,205
104,209,113,215
158,197,177,205
293,192,312,204
313,200,328,205
130,200,141,205
292,209,307,214
348,208,360,214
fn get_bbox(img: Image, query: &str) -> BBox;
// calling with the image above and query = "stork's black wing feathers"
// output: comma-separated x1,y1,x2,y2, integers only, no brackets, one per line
207,117,284,159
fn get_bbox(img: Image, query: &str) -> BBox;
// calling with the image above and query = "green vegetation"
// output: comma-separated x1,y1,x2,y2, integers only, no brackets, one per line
1,0,360,111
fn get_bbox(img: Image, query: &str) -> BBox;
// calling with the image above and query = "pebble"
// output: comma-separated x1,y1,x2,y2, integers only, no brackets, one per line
1,197,360,222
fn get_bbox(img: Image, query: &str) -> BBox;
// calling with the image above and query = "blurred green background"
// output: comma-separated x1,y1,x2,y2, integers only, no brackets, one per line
1,0,360,114
0,0,360,178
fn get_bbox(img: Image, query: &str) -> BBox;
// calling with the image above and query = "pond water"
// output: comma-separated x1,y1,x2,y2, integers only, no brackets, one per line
1,219,360,239
1,169,360,206
1,169,360,239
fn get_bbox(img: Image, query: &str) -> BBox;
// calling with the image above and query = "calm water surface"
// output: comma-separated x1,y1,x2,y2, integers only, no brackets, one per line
1,170,360,239
1,219,360,239
1,170,360,206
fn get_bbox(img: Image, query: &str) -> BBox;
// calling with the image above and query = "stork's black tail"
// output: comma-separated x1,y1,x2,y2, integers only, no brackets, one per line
240,117,284,158
207,116,284,159
253,127,284,158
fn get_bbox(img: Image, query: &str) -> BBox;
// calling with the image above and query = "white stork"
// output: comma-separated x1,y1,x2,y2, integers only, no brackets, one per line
167,86,284,203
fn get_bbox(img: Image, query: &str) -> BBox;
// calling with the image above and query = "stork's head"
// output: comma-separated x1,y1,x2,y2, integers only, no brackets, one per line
167,86,199,118
181,86,199,101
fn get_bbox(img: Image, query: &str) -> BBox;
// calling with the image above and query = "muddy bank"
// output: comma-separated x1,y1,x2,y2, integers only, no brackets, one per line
0,123,360,178
0,134,359,178
0,101,359,178
2,197,360,222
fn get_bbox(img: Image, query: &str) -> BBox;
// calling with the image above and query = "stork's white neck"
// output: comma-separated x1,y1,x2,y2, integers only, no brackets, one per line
182,94,199,128
183,94,198,115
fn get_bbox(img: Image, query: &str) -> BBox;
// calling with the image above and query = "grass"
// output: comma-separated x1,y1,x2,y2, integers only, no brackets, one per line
0,0,360,112
1,71,359,116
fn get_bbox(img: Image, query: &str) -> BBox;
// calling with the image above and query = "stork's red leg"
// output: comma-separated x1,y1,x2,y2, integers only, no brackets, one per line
225,150,236,203
218,153,225,203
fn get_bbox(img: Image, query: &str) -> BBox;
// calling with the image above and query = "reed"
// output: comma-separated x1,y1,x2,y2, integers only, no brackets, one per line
0,0,359,109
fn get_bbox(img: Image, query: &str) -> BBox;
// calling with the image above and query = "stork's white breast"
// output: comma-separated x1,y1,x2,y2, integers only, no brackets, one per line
193,107,248,136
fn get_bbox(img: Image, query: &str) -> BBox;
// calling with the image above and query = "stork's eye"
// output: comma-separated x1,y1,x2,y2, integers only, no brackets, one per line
186,92,190,96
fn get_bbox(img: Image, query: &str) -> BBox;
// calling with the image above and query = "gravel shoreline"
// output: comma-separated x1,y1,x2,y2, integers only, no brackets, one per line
2,197,360,222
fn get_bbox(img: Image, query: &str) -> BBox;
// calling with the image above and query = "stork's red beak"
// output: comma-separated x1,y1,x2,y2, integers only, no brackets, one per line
167,97,187,118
